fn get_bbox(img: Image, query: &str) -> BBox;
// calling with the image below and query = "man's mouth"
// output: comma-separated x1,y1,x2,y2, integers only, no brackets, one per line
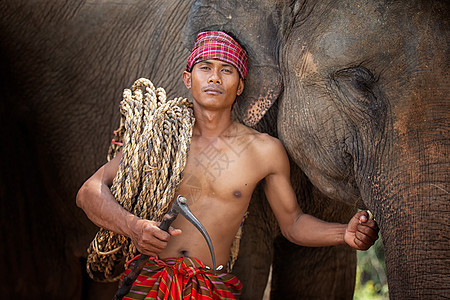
203,85,224,95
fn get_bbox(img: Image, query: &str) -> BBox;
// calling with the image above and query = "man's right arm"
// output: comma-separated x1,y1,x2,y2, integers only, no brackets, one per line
260,137,379,250
76,153,179,256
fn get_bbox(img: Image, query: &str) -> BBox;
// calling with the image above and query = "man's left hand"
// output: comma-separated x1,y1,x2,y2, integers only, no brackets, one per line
344,211,380,250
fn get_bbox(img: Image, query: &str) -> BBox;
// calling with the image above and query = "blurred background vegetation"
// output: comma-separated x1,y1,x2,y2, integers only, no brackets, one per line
353,233,389,299
262,233,389,299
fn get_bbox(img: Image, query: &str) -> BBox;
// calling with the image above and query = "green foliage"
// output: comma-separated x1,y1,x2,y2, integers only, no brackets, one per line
354,233,389,300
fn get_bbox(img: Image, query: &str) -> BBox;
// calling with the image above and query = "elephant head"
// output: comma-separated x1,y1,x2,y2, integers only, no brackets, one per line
185,0,449,298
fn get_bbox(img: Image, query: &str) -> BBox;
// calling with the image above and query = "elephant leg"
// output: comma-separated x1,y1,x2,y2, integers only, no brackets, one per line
272,239,356,299
232,182,279,300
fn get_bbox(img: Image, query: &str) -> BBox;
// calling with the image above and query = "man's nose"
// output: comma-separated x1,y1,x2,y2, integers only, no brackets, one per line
208,70,221,84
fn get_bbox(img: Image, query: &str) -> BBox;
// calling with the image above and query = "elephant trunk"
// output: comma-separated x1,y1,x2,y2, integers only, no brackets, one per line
360,126,449,298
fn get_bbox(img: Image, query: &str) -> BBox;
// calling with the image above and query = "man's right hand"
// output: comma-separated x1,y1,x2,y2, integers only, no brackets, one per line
130,219,182,256
344,211,379,250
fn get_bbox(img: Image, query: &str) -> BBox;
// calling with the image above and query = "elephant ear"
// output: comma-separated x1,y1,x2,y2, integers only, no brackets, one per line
182,0,283,127
233,63,282,127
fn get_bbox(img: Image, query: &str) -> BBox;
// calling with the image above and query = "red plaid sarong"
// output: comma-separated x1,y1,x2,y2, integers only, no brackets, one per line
120,256,242,299
186,31,248,79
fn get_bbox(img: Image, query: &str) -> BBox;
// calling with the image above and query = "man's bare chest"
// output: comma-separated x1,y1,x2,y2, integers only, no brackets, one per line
177,135,262,202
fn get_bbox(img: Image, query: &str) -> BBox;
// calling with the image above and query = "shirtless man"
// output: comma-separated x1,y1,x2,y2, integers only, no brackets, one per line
77,31,379,299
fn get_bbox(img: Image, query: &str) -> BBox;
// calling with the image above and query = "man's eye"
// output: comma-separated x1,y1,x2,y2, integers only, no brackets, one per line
200,66,210,70
223,69,232,73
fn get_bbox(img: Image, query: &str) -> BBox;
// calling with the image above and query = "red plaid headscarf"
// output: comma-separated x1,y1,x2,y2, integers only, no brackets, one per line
186,31,248,79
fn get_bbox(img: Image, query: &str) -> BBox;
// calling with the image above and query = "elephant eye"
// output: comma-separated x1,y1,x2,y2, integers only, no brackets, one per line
329,66,387,128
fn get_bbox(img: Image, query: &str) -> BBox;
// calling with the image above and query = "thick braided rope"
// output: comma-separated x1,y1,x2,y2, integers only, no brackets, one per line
86,78,195,282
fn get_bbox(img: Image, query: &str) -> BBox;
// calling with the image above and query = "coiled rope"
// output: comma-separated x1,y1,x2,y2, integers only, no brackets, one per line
86,78,195,282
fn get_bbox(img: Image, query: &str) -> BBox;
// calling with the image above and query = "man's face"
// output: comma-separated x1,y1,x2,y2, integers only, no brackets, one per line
183,59,244,110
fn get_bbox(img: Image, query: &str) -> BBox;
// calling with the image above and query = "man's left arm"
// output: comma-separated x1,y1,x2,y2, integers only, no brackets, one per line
262,138,379,250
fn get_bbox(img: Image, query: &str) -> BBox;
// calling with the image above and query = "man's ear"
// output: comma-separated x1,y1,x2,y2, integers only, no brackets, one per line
182,71,192,89
237,78,244,96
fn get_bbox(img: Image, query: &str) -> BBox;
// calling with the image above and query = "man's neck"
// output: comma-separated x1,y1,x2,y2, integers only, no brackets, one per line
193,107,234,139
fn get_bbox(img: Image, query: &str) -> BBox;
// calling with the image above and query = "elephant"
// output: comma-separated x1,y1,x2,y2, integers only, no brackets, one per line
0,0,448,300
0,0,193,299
184,0,449,299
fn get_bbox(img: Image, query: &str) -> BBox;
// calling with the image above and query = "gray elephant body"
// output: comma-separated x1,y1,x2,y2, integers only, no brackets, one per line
0,0,192,298
1,0,448,299
278,2,449,297
185,0,449,298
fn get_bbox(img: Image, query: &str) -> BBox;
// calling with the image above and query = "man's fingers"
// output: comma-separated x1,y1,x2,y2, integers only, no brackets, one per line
358,218,378,230
354,225,379,250
144,223,171,241
346,211,380,250
350,210,371,227
357,210,375,223
137,236,168,255
355,229,377,243
353,236,371,250
135,223,171,253
362,223,379,236
137,235,165,249
355,210,377,224
168,226,182,236
355,229,378,247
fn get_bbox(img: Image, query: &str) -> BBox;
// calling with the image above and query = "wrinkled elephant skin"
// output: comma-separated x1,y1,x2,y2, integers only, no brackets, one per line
186,0,449,299
0,0,192,299
1,0,449,299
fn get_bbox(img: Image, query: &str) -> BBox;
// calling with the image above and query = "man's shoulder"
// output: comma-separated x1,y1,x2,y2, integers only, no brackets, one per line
233,122,285,154
230,122,288,176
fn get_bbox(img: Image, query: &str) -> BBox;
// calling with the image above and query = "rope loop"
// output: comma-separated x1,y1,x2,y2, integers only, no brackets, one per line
87,78,194,282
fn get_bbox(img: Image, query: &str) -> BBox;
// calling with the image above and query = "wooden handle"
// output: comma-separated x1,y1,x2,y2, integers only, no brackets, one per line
113,209,179,300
